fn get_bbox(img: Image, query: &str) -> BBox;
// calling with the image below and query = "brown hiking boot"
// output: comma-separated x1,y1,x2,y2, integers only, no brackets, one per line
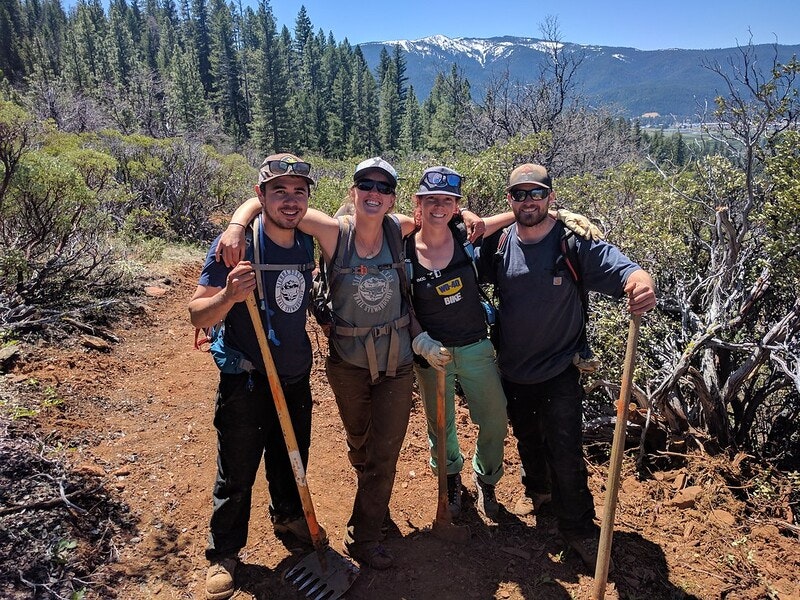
562,532,614,573
206,557,237,600
344,541,394,570
513,491,552,516
472,471,499,518
273,515,328,546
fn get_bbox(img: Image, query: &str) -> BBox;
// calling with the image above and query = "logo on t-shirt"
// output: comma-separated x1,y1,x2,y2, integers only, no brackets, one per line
436,277,463,296
275,270,305,313
353,270,394,313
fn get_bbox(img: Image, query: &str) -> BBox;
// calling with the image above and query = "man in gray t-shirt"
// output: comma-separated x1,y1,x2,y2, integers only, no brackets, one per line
478,163,656,571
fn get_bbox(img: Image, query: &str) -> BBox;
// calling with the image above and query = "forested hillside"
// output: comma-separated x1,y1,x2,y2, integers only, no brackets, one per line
0,0,478,156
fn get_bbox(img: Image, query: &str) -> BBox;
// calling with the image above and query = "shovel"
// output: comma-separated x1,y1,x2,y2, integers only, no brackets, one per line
592,314,641,599
431,369,471,544
245,296,359,600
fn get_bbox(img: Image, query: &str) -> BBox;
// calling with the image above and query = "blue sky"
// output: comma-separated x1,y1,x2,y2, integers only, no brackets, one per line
268,0,799,50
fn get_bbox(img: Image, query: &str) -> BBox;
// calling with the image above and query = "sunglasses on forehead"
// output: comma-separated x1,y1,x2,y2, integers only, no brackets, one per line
355,179,395,195
510,188,550,202
263,159,311,176
424,172,462,188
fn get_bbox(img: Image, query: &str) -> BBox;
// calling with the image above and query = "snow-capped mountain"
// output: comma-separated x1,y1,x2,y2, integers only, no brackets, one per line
359,35,800,119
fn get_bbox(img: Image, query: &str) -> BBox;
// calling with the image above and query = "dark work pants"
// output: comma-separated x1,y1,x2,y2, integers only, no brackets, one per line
502,364,596,535
206,370,312,560
326,353,414,547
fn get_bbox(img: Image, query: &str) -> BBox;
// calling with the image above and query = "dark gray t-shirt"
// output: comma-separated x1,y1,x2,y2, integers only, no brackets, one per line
198,230,313,384
478,221,640,384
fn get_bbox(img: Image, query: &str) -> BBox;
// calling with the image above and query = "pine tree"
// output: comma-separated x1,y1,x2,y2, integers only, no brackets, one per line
378,60,400,152
348,47,379,157
0,0,26,84
106,0,137,87
398,85,421,155
67,0,110,92
293,5,312,54
249,0,290,153
425,65,470,155
326,41,354,158
168,42,209,132
290,34,323,152
208,0,247,143
377,46,390,84
189,0,212,94
391,43,407,106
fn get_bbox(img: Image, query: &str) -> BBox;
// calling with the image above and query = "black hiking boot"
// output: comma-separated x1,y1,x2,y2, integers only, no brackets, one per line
447,473,463,518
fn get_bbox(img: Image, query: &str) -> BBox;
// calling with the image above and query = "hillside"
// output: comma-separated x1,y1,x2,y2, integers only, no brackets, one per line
360,36,800,119
1,260,799,599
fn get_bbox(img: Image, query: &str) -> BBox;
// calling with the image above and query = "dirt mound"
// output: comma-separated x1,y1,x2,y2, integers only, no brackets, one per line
0,259,798,600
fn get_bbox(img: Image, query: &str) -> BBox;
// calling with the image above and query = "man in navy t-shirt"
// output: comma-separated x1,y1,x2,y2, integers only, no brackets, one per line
478,163,656,572
189,153,322,600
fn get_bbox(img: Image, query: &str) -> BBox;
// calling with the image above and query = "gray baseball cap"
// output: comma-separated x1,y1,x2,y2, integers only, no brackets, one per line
353,157,398,186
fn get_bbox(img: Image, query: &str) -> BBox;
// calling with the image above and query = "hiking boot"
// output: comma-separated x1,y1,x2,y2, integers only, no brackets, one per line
472,471,499,518
344,541,394,570
273,515,328,546
447,473,463,518
562,531,614,573
513,491,552,516
206,557,237,600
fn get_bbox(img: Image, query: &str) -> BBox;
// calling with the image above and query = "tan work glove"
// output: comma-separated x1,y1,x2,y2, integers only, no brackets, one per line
556,208,604,241
412,332,452,372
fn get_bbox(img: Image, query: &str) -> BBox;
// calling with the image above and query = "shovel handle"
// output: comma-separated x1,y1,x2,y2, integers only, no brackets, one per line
592,314,641,598
245,295,326,550
436,370,448,519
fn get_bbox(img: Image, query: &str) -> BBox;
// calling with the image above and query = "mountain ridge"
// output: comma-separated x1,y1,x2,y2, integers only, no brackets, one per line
359,35,800,120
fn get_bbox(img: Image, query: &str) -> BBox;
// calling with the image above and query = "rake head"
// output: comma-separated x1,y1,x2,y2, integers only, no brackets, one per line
284,546,360,600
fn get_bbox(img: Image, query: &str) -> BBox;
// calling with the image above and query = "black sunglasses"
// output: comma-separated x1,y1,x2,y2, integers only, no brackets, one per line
355,179,395,195
510,188,550,202
424,172,462,188
264,159,311,176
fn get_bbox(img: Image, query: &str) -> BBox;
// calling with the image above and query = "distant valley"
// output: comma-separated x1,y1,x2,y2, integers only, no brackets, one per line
359,36,800,121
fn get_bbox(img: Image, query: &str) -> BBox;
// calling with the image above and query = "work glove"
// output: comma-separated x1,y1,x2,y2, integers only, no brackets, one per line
556,208,604,241
411,332,452,372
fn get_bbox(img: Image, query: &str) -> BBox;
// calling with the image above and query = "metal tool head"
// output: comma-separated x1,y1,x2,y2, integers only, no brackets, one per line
284,547,360,600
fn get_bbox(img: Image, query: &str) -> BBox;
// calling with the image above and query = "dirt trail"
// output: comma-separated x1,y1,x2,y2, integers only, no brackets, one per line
5,259,800,600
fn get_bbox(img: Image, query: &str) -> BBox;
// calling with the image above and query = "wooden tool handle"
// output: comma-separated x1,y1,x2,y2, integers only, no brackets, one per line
245,295,325,549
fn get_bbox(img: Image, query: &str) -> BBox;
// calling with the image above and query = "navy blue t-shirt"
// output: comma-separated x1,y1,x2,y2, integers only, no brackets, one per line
198,230,313,384
478,221,640,384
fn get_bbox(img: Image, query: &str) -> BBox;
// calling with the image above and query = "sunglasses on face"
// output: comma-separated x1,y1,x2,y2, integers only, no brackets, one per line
264,159,312,176
355,179,395,195
424,172,462,188
510,188,550,202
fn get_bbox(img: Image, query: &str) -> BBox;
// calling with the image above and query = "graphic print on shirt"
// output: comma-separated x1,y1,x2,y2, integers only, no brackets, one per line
275,270,306,313
353,269,394,313
436,276,464,306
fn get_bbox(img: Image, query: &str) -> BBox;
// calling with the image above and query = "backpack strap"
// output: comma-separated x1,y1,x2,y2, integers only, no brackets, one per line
249,215,315,346
558,222,590,330
332,313,411,380
329,214,414,381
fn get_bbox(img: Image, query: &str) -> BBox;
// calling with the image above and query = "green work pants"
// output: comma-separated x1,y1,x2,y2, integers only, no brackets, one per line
415,337,507,485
